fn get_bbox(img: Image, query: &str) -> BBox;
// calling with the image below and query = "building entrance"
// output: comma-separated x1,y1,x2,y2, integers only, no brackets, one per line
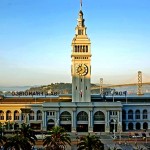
60,124,71,132
77,124,88,132
93,124,105,132
110,119,117,133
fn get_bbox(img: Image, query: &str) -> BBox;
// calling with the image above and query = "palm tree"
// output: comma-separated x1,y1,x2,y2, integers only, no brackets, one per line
77,134,104,150
0,123,7,147
3,134,32,150
20,123,37,145
43,126,71,150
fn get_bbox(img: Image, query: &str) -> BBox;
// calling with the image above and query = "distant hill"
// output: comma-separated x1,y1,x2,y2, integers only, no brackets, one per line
26,83,104,94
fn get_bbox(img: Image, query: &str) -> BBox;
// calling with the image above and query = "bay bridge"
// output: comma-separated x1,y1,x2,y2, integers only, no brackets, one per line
92,71,150,95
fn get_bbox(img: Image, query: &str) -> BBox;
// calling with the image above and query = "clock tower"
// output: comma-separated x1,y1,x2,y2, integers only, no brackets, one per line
71,5,91,102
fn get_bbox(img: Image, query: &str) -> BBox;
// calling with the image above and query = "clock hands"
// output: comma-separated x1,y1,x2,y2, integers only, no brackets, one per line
76,64,88,76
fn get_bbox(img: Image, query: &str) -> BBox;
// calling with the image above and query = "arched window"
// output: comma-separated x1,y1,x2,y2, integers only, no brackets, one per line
60,111,71,121
122,110,126,120
77,111,88,121
29,110,34,120
94,111,105,121
14,110,19,120
135,110,140,119
0,110,4,120
143,109,147,119
6,110,11,120
37,110,42,120
128,110,133,119
128,122,133,130
136,122,141,130
48,119,54,124
143,122,148,130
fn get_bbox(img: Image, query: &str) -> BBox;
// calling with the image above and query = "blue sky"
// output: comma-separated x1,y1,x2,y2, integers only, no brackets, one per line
0,0,150,86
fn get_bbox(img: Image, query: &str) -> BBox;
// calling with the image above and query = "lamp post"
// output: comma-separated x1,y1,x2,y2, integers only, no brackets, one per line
55,119,59,126
111,89,115,102
20,108,31,124
1,123,4,136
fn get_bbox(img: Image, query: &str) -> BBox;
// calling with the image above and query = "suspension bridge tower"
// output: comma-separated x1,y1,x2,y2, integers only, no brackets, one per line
137,71,144,95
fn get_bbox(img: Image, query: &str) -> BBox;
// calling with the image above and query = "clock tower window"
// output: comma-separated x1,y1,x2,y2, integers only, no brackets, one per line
75,46,77,52
78,29,83,35
78,46,79,52
86,46,88,52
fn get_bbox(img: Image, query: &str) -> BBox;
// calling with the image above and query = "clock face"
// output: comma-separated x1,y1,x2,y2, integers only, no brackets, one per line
76,64,88,76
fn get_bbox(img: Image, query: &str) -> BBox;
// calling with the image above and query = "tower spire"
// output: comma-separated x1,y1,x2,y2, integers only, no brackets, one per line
80,0,82,10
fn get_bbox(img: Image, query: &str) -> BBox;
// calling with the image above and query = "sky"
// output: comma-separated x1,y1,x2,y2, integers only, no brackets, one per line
0,0,150,86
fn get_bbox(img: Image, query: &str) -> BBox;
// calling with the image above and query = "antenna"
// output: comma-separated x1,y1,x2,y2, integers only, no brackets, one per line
80,0,82,10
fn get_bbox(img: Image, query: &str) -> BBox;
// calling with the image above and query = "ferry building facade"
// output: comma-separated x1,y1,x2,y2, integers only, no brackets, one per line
0,5,150,134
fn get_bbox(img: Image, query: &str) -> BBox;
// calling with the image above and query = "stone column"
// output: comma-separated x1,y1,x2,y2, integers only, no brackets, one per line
34,110,37,121
42,111,47,131
140,112,143,121
117,111,122,132
133,122,136,130
141,122,143,130
133,110,135,121
72,109,76,132
120,110,122,132
19,110,22,122
126,123,128,130
55,111,60,126
88,110,93,132
126,110,128,121
105,110,110,133
11,111,14,121
4,111,6,121
148,122,150,130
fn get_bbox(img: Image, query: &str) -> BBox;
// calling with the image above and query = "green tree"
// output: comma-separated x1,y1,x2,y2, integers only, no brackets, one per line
43,126,71,150
3,134,32,150
0,123,7,147
20,123,37,145
77,134,104,150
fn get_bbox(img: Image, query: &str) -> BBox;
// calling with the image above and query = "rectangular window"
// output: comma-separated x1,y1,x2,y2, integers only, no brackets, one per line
47,111,55,116
14,116,19,120
110,111,112,115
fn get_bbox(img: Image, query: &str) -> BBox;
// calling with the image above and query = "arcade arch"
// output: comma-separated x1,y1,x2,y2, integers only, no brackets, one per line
60,111,71,132
77,111,88,132
93,111,105,132
47,119,55,130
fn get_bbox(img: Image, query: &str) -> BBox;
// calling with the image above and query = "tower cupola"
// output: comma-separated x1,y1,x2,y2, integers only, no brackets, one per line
77,10,85,27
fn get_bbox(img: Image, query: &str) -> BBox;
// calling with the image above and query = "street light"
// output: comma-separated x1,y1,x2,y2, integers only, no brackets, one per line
20,108,31,124
55,119,59,126
111,89,115,102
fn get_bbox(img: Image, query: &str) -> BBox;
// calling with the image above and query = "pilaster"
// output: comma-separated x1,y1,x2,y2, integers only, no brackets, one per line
105,110,110,133
72,109,77,132
88,110,93,132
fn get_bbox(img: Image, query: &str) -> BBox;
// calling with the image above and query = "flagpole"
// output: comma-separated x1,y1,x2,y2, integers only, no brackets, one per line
80,0,82,10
